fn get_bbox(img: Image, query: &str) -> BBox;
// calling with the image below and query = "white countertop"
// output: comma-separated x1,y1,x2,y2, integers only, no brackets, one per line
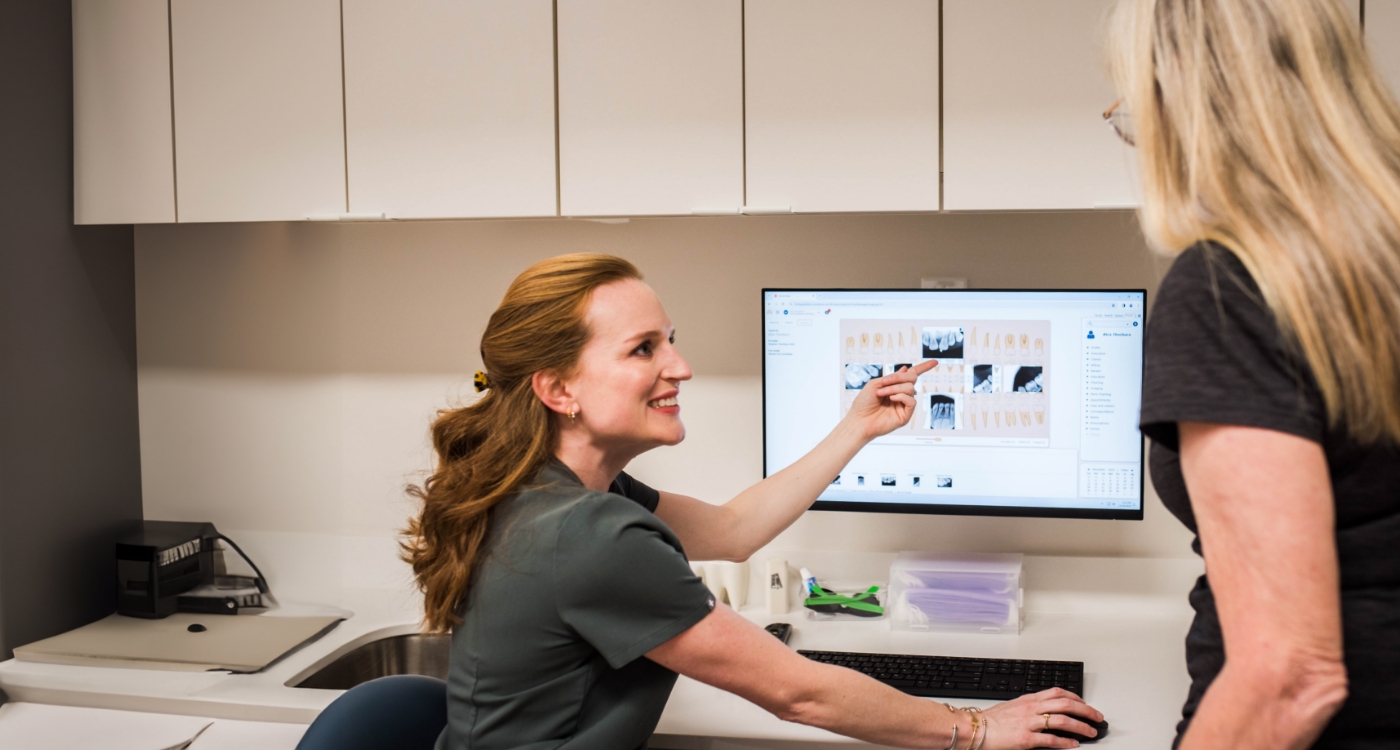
0,552,1203,746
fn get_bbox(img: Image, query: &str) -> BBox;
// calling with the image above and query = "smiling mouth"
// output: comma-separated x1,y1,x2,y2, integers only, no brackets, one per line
647,396,679,408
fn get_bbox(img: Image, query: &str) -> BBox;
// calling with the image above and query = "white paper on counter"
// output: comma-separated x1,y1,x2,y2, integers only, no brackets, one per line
0,702,212,749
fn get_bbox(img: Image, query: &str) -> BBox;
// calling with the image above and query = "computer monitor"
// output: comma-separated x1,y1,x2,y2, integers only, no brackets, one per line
763,288,1146,520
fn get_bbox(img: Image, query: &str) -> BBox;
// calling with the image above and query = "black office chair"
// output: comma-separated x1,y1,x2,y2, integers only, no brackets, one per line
295,675,448,750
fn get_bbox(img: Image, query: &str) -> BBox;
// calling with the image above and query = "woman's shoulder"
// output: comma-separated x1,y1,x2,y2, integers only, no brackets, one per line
1160,242,1259,299
509,465,655,532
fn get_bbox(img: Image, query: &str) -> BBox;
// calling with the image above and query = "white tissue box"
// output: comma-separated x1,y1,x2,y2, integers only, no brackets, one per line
889,552,1023,634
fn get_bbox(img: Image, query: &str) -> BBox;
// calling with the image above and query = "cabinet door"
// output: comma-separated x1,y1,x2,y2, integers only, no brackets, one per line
171,0,346,223
73,0,176,224
343,0,556,219
943,0,1135,211
557,0,743,216
1368,1,1400,96
745,0,939,213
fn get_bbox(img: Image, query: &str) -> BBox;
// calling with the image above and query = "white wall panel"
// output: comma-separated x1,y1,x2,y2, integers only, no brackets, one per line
745,0,939,213
171,0,346,222
1368,1,1400,97
943,0,1136,211
73,0,176,224
342,0,557,219
557,0,743,216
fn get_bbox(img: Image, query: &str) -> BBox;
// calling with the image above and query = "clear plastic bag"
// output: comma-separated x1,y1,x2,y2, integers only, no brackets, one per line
889,553,1023,634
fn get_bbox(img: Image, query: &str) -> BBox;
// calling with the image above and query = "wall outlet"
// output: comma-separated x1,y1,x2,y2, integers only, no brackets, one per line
921,276,968,289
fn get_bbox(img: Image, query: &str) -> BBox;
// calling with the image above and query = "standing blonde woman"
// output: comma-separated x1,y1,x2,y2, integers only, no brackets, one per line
1107,0,1400,747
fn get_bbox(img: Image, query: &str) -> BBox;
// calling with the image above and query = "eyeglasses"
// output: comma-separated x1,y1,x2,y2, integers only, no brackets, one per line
1103,100,1135,147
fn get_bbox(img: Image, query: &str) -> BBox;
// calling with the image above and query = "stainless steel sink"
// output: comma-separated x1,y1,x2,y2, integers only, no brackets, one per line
292,634,451,690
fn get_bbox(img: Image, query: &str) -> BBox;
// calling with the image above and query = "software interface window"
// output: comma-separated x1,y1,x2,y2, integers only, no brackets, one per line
764,290,1145,515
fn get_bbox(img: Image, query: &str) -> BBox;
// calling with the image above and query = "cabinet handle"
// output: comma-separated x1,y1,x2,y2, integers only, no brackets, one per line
304,212,388,221
740,206,792,215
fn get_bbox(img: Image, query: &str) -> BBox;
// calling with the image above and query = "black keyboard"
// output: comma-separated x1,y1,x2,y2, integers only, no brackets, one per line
797,650,1084,701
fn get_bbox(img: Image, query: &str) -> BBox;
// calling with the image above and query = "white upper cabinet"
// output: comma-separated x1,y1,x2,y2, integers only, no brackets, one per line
170,0,346,223
73,0,175,225
943,0,1135,211
557,0,743,216
745,0,939,213
342,0,557,219
1368,1,1400,97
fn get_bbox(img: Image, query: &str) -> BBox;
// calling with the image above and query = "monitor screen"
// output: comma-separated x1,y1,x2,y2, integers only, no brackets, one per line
763,288,1145,520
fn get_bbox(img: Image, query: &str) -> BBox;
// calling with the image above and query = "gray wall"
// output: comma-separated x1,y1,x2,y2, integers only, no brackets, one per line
0,0,144,660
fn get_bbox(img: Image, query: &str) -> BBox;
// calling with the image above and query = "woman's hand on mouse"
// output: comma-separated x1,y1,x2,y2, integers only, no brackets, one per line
844,360,938,440
980,688,1104,749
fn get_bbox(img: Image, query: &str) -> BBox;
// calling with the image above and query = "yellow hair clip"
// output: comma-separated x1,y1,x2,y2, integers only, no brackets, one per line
473,371,491,393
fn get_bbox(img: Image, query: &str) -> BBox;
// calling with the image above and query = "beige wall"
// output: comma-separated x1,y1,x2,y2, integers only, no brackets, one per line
135,212,1196,564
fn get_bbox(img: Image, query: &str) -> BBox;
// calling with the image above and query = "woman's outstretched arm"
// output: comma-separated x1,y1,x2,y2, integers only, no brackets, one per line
1176,423,1348,750
654,360,935,562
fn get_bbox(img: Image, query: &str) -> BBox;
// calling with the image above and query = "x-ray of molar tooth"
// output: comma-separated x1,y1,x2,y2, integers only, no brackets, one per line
1008,366,1045,394
845,363,882,390
969,364,1001,394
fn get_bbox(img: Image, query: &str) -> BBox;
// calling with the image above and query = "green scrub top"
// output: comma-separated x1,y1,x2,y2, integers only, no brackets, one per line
436,460,716,750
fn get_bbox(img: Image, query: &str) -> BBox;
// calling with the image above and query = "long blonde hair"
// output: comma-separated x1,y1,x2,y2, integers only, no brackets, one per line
1108,0,1400,443
402,253,642,633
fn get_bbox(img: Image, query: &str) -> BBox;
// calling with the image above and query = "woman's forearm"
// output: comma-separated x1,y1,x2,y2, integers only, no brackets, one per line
1178,658,1347,750
781,665,969,749
710,417,867,559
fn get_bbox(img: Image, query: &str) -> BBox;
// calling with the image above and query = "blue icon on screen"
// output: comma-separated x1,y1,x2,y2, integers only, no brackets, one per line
1133,321,1139,326
783,309,789,315
1087,330,1096,339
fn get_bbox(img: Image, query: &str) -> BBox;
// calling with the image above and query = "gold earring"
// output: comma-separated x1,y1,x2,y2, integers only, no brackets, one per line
567,407,576,420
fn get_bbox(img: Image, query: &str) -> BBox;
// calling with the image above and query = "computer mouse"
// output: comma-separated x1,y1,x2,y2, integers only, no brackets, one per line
187,623,207,633
1046,717,1109,743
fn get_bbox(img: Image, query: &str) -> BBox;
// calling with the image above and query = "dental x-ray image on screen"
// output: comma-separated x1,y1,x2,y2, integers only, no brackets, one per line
844,363,881,390
1010,366,1045,393
921,327,964,359
764,287,1146,520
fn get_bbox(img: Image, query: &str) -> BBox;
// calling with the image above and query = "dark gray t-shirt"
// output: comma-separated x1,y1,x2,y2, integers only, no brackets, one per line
436,460,715,750
1141,244,1400,747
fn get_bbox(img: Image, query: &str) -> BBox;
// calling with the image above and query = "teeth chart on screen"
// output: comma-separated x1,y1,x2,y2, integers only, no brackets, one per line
766,290,1145,516
839,319,1051,440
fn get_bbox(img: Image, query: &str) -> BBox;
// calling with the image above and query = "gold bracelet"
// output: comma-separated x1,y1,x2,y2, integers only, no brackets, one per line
963,710,980,750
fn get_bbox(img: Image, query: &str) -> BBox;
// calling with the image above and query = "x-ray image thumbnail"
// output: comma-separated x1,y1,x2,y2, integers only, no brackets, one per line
925,393,962,430
881,475,897,487
883,363,912,376
936,476,953,488
1009,366,1045,393
921,327,964,359
845,363,882,390
969,364,1001,394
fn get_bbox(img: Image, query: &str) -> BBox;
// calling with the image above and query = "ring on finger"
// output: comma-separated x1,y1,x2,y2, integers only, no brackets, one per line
1042,713,1051,731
